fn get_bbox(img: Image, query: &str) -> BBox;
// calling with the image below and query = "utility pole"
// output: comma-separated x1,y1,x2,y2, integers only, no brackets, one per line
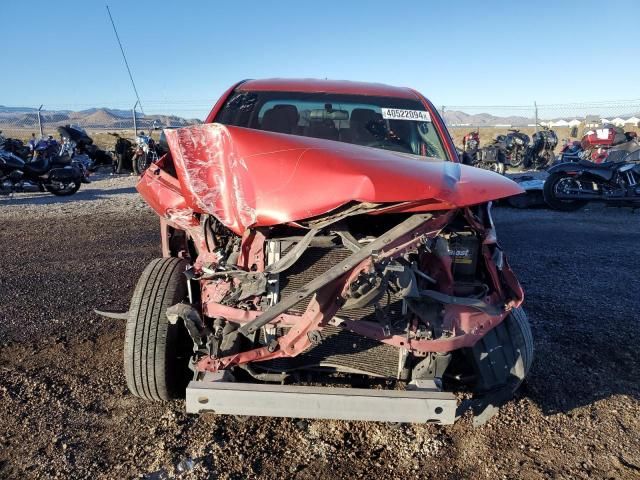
534,101,538,132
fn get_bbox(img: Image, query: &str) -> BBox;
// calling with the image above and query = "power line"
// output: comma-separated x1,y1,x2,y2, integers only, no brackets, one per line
105,5,144,115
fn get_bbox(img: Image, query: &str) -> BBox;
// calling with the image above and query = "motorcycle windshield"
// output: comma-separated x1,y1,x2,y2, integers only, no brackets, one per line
57,125,92,144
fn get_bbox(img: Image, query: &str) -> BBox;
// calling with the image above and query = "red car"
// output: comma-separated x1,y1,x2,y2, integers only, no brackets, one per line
120,79,531,424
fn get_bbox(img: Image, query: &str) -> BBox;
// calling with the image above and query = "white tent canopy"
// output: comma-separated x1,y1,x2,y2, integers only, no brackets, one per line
611,117,626,126
568,119,581,127
624,117,640,126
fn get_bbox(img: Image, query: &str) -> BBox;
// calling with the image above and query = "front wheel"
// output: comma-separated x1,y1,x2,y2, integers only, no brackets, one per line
469,307,534,393
124,257,193,401
539,149,555,169
508,148,524,168
489,161,506,175
133,152,150,175
44,180,81,196
543,172,589,211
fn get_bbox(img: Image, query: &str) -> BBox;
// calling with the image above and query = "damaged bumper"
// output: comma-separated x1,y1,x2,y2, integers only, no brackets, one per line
186,376,457,424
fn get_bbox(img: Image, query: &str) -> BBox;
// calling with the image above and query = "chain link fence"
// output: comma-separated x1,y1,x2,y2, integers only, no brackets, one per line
2,99,640,150
439,100,640,147
0,101,211,150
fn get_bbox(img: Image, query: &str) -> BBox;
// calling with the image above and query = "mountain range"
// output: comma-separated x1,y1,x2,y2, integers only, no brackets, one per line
442,110,533,126
0,106,201,130
2,105,637,130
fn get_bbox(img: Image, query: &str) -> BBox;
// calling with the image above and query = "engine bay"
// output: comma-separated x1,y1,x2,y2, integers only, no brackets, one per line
161,204,523,388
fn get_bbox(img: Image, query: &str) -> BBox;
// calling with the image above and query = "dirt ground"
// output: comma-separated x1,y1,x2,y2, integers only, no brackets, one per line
0,176,639,479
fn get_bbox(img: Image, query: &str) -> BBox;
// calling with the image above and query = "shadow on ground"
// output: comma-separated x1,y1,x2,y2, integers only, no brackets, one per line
494,205,640,415
0,185,137,206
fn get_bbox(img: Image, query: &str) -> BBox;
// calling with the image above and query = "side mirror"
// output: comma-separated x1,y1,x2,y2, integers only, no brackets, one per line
569,126,578,138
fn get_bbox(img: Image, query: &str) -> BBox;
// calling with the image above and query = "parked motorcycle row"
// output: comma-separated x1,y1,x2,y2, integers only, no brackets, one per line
0,125,164,197
0,127,100,197
110,128,165,175
458,124,640,210
459,126,558,173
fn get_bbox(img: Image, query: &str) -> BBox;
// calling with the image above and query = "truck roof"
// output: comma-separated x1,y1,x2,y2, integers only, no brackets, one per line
237,78,419,100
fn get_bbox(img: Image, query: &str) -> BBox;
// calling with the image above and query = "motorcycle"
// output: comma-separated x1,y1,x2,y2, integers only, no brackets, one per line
460,130,480,165
543,139,640,210
110,133,134,174
498,129,530,169
32,135,61,162
558,138,584,163
458,130,507,174
0,147,84,196
56,125,112,172
0,131,31,160
523,125,557,170
131,131,160,174
557,124,638,164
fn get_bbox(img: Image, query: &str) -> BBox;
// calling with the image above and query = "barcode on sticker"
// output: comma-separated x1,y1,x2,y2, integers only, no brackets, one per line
381,108,431,122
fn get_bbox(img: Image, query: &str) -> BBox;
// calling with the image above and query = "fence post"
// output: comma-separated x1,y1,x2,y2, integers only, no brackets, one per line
132,100,139,136
37,105,44,137
534,101,538,132
441,105,446,125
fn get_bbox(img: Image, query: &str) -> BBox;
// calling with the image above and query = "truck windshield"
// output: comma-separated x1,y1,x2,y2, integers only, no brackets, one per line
215,91,448,160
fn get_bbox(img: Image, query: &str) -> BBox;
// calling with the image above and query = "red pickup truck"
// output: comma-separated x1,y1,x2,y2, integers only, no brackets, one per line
117,78,530,425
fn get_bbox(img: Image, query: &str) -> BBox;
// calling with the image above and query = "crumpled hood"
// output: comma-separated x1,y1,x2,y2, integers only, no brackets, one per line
161,123,523,234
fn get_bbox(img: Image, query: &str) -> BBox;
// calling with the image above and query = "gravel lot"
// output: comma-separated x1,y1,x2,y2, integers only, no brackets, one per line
0,176,639,479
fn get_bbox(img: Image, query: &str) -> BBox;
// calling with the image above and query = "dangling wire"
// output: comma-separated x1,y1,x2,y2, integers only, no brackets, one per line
106,5,144,115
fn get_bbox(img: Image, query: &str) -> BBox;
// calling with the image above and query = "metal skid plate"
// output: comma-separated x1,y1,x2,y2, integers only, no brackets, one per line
185,380,457,424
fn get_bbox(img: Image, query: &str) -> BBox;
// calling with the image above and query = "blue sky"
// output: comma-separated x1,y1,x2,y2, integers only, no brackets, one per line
2,0,638,118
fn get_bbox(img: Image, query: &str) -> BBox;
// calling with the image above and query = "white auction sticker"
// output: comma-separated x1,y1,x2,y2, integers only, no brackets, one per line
381,108,431,122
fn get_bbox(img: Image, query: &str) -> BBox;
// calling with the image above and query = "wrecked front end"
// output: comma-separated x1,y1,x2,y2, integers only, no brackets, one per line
133,124,530,425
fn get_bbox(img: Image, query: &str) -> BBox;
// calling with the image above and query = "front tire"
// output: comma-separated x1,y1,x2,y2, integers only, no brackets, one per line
469,307,534,393
539,149,555,169
508,148,524,168
489,161,506,175
133,152,150,175
543,172,589,211
124,257,193,401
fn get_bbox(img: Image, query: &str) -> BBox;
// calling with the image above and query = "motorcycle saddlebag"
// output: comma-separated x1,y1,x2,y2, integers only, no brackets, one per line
49,165,81,182
480,145,502,164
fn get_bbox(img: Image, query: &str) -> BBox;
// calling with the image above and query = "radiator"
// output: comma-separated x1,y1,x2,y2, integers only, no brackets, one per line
262,245,403,378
